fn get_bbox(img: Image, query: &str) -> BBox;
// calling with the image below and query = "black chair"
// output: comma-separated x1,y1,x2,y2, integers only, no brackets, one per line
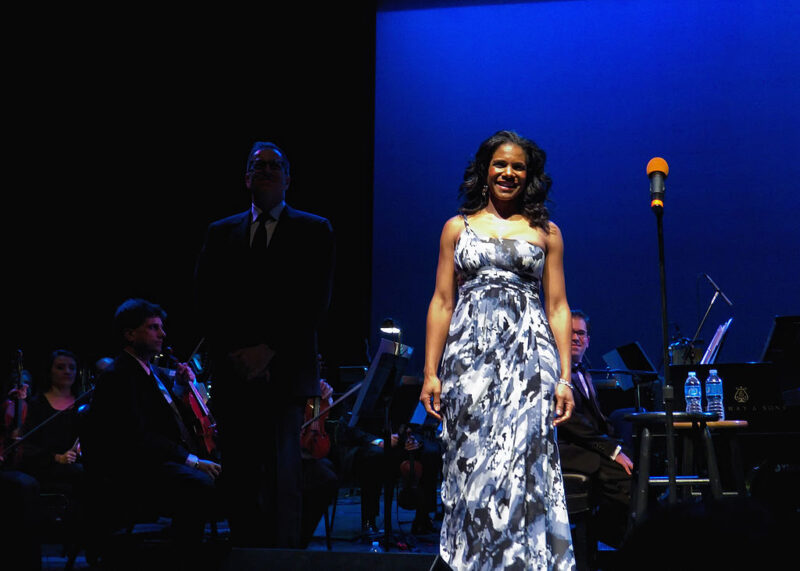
563,472,597,571
38,482,83,571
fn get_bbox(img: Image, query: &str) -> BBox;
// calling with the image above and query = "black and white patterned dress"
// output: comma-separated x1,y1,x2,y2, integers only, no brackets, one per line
438,216,575,570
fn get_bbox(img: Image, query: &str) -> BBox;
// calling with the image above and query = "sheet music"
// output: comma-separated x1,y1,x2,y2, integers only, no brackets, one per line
700,317,734,364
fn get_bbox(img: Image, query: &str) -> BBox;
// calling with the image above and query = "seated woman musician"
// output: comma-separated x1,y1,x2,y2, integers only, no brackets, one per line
21,349,86,492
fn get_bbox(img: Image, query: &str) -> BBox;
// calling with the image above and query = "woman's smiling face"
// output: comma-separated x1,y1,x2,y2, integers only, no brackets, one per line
486,143,527,204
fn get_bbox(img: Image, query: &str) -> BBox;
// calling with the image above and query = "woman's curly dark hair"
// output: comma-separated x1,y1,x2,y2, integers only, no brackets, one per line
458,130,552,231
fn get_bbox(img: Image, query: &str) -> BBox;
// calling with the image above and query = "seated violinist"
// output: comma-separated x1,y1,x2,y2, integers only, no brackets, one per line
21,349,85,491
300,378,339,548
2,368,43,571
2,369,32,468
20,349,89,552
82,298,222,567
339,414,442,536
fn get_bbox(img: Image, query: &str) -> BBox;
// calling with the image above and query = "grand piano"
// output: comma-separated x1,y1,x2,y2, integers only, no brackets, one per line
594,315,800,503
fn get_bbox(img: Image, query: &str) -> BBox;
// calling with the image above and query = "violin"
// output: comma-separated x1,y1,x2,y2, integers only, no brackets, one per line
155,342,219,459
1,350,28,467
301,376,331,460
301,377,364,460
397,426,423,511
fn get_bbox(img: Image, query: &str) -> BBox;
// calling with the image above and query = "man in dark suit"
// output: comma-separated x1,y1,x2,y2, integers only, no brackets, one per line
194,141,335,548
83,298,222,566
557,309,632,548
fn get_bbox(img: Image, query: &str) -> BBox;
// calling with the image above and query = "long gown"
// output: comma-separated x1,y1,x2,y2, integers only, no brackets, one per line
438,216,575,570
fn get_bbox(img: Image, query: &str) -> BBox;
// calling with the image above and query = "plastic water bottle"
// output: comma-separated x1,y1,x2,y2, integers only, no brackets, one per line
684,371,702,413
370,540,383,553
705,369,725,420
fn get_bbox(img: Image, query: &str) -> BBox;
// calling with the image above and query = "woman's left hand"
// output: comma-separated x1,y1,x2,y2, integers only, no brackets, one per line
553,382,574,426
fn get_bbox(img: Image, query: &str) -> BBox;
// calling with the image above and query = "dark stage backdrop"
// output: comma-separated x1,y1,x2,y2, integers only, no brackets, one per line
4,6,377,390
371,0,799,375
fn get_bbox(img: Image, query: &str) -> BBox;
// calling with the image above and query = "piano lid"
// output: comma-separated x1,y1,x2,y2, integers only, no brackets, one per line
759,314,800,394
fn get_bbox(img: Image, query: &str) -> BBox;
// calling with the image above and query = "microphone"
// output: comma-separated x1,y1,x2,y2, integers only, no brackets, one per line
703,273,734,306
647,157,669,212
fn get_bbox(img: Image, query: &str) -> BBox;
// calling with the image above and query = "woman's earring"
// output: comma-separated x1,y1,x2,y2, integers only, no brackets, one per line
482,184,488,199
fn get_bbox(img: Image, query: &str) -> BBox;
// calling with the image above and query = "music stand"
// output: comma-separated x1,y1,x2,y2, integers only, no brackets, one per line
602,342,660,411
409,400,442,431
347,337,413,548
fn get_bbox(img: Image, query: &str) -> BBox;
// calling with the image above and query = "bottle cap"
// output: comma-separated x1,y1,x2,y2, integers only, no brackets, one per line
689,371,696,376
710,369,717,374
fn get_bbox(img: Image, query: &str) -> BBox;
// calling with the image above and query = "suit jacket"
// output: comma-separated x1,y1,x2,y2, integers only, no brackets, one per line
194,204,335,403
83,351,197,479
557,364,622,474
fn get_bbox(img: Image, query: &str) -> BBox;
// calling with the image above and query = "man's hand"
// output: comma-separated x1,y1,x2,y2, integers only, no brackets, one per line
229,344,275,381
196,459,222,480
374,434,400,449
174,362,196,385
615,451,634,475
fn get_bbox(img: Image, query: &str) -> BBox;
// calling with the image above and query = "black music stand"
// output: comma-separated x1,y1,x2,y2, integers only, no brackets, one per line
347,337,413,548
602,342,660,411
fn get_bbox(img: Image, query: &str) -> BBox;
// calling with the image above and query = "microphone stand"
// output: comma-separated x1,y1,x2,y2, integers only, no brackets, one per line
653,206,678,504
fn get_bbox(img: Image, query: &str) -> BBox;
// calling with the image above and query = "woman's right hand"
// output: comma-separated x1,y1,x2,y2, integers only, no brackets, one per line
55,450,78,464
420,375,442,421
7,384,28,400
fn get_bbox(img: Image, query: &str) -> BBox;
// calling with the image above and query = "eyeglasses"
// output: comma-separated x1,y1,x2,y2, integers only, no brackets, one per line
572,329,588,337
248,159,286,173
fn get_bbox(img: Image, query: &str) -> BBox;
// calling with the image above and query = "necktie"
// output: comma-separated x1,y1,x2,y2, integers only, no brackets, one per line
252,213,271,250
574,364,606,421
579,370,596,400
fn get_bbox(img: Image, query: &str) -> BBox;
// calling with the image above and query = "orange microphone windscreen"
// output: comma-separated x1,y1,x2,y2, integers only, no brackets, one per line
647,157,669,177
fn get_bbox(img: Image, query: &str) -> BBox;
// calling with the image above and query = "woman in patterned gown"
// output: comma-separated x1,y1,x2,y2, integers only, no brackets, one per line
420,130,576,570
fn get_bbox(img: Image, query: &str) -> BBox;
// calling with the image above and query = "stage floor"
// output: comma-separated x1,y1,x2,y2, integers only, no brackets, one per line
41,486,618,569
41,485,442,570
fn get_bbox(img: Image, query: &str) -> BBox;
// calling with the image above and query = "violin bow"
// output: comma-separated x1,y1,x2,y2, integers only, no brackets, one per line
301,380,363,430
